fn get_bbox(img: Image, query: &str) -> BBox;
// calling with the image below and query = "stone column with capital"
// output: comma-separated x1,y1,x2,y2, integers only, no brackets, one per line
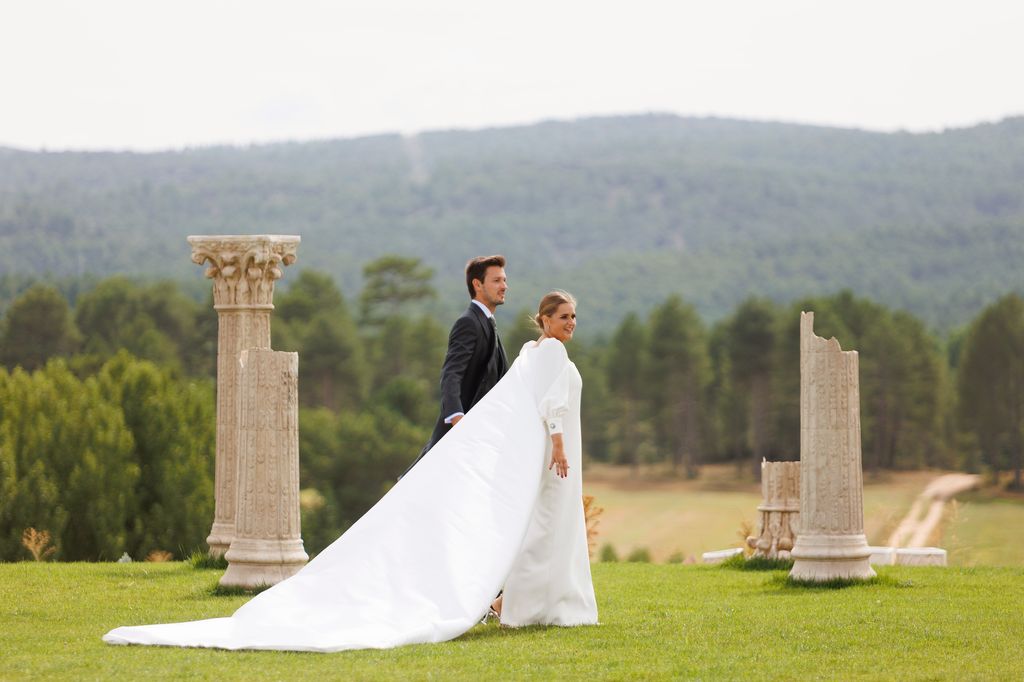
189,234,300,556
220,349,308,587
789,312,875,581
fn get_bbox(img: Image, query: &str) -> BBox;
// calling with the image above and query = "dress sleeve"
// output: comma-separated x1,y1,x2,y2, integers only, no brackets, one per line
530,339,571,436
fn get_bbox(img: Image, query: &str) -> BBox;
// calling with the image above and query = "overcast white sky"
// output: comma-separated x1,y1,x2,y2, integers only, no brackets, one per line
2,0,1022,151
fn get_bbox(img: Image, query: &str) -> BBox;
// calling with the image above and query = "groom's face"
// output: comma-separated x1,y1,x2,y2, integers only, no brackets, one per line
475,266,507,308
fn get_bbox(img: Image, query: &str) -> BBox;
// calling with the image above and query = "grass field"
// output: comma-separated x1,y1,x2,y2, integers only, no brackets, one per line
584,465,1024,566
941,493,1024,566
2,561,1023,680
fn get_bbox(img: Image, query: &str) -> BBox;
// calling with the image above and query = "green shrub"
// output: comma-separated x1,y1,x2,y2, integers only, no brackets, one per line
720,553,794,571
187,550,228,570
626,547,651,563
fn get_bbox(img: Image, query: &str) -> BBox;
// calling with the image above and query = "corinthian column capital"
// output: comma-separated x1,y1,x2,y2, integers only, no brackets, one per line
188,235,300,309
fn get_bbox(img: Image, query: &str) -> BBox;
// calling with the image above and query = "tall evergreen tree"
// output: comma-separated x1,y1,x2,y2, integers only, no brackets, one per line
368,316,444,395
277,270,348,324
97,353,215,559
958,293,1024,488
0,360,137,560
859,310,948,470
725,298,780,478
573,339,615,463
645,296,710,477
707,322,746,466
301,314,368,411
606,313,649,468
274,270,369,411
359,256,436,325
0,367,65,559
74,276,206,373
359,260,444,411
0,284,80,371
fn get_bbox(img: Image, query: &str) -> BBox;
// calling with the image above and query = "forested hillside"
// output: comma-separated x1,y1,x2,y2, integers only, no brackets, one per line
2,114,1023,331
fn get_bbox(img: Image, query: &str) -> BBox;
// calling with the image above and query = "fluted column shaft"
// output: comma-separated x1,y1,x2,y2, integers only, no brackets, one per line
790,311,875,581
220,350,307,587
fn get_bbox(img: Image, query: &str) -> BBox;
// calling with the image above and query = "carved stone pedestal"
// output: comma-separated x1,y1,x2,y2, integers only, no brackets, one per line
789,312,875,582
220,350,308,587
189,235,299,556
747,460,800,560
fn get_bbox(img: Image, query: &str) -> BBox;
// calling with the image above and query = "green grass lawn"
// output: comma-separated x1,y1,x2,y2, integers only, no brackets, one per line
2,561,1022,680
942,493,1024,566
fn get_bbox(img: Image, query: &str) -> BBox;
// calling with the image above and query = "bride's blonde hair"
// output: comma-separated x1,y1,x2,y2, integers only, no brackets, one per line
533,290,577,332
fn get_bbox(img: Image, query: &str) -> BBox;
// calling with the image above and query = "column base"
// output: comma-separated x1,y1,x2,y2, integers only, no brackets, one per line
789,533,876,582
206,521,235,558
220,538,309,588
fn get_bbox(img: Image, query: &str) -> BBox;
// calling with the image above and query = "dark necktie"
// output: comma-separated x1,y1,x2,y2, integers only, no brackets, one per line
489,317,508,370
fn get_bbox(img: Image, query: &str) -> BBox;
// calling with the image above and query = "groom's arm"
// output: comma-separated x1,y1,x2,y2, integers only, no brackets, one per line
439,316,477,421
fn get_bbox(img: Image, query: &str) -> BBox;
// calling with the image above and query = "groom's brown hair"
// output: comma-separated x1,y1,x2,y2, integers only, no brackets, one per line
465,255,506,298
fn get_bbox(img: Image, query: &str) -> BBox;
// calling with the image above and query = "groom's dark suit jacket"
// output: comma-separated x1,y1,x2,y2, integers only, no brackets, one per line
405,303,508,473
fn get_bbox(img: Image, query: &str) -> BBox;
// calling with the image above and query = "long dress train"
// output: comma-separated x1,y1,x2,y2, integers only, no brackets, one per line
103,338,597,652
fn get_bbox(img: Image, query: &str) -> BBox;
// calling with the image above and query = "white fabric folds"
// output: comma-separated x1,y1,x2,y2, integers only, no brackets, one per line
502,341,596,627
103,338,596,652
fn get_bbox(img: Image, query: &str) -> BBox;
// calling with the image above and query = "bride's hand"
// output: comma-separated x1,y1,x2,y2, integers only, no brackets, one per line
549,440,569,479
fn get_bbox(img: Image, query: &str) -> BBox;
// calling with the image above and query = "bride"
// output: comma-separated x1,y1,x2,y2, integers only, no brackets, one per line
104,291,598,652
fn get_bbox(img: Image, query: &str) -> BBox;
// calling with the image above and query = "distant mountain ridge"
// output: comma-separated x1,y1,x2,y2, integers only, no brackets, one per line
1,114,1022,332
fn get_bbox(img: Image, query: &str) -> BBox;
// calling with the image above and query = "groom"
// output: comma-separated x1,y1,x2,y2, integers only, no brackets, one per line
405,255,509,473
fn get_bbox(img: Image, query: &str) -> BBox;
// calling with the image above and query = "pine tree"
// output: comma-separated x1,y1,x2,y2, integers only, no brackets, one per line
0,284,81,371
725,298,780,478
0,360,137,560
275,270,369,411
97,353,215,559
958,294,1024,488
359,256,436,325
645,296,710,477
606,313,649,468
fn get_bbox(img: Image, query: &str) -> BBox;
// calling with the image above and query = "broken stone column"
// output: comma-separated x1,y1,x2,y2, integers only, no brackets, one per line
189,235,300,556
789,312,876,581
220,350,307,587
747,460,800,560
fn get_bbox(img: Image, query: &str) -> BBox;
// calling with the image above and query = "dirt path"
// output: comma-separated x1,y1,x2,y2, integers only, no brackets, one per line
886,473,981,548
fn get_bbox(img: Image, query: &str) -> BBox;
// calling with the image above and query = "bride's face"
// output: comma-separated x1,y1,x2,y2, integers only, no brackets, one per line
543,302,576,342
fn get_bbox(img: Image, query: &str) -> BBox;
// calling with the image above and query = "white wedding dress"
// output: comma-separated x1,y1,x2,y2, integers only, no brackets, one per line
103,338,597,652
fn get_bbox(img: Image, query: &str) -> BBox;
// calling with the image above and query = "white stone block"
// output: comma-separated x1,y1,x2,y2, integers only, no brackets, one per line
895,547,947,566
868,546,896,566
702,548,744,564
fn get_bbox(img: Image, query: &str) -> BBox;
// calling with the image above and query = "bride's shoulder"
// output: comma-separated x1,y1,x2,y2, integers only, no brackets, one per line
522,336,567,358
521,336,562,348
